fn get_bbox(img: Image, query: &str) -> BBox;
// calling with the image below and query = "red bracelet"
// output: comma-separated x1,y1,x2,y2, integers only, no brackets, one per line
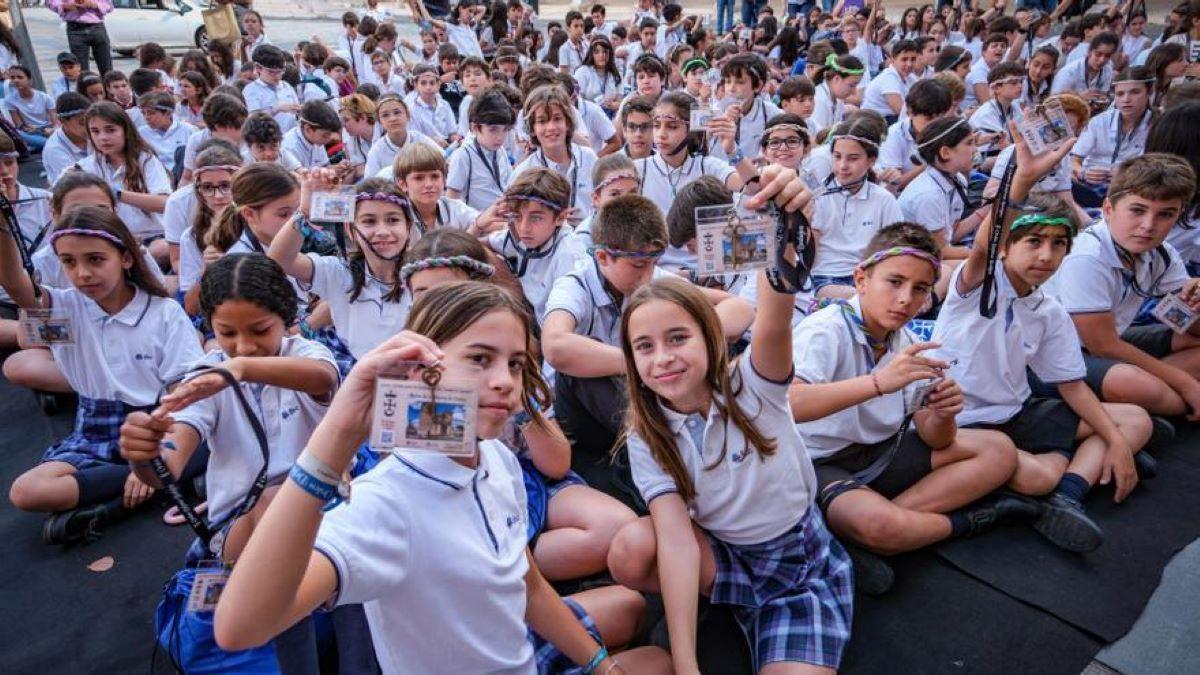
871,372,884,397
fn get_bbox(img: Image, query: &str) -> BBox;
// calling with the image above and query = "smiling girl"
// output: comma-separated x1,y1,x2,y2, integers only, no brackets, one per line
364,95,440,179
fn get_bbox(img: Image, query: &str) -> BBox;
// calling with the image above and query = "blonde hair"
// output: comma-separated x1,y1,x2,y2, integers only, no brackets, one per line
338,93,377,123
393,141,446,183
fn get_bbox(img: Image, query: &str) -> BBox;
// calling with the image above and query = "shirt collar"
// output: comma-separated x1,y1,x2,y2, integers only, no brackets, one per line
844,295,905,352
84,286,151,325
396,448,484,489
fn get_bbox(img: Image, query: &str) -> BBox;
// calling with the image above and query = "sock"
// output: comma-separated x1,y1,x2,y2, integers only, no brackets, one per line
948,511,971,538
1053,472,1090,503
72,463,130,506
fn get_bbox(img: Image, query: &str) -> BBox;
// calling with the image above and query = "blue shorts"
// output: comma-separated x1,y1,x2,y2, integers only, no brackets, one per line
811,274,855,294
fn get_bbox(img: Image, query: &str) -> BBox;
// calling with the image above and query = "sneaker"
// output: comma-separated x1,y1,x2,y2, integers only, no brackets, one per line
957,491,1042,537
1033,493,1103,553
42,504,108,546
844,543,894,596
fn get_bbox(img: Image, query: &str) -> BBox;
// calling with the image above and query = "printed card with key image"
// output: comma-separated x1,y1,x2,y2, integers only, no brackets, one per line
19,308,75,346
695,204,774,277
371,362,480,457
1019,100,1075,155
187,568,229,614
311,186,356,223
690,107,715,132
1153,293,1199,335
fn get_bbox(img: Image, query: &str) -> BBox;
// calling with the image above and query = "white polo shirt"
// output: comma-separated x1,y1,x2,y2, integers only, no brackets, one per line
968,97,1021,153
558,39,588,74
163,185,199,246
447,138,513,212
544,259,672,345
860,66,914,117
139,119,198,174
989,144,1070,193
511,145,599,220
69,152,172,239
577,99,616,155
635,154,736,217
42,128,89,185
811,181,905,276
708,96,783,162
443,22,484,59
962,59,991,111
629,348,818,546
243,79,301,133
933,261,1086,426
878,118,920,173
1166,215,1200,267
173,336,336,522
1051,58,1113,95
811,82,845,133
365,130,441,179
898,168,968,242
45,286,203,405
281,126,329,168
306,253,413,360
487,227,588,320
575,65,620,105
409,196,480,235
405,92,457,144
792,296,923,459
1045,220,1190,334
1071,107,1152,171
315,443,533,674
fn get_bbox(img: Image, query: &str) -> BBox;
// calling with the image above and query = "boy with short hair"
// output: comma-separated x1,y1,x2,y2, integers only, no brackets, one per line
447,88,515,211
243,44,302,134
964,33,1009,111
282,100,342,168
51,52,82,98
1047,153,1200,419
778,76,817,136
590,4,614,38
406,63,459,147
454,56,491,136
861,38,920,122
43,92,91,181
879,78,953,188
618,95,655,160
138,91,197,176
241,112,303,170
436,44,466,115
181,92,248,181
713,53,783,162
559,10,588,74
969,61,1025,160
103,70,136,110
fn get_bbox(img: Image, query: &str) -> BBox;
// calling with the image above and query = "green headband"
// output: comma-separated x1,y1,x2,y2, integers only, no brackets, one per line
1011,214,1075,235
825,54,865,76
682,58,709,74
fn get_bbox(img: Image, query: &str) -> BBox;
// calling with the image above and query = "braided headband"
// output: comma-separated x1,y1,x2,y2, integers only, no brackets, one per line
857,247,941,282
916,117,970,149
194,164,241,177
0,151,19,159
653,113,687,124
400,255,495,281
49,228,126,249
506,194,565,213
355,192,410,208
825,54,865,76
830,133,879,150
1113,76,1156,85
588,245,665,259
1011,213,1075,235
594,171,639,192
946,50,969,69
682,58,709,74
763,123,809,140
990,76,1024,87
57,109,87,119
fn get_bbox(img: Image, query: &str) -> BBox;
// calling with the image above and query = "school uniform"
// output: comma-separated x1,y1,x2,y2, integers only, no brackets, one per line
41,128,89,184
989,144,1070,194
968,97,1021,154
161,185,198,248
139,119,198,174
1051,58,1113,96
408,196,479,236
174,101,204,128
877,118,920,173
860,66,914,119
4,88,55,128
447,138,512,212
41,286,203,469
404,92,457,145
558,38,588,74
306,253,412,361
511,145,599,221
443,22,484,59
803,143,834,185
1166,215,1200,270
962,59,991,111
899,168,969,244
810,82,844,134
243,78,302,134
708,96,783,162
634,153,735,270
344,134,371,170
1020,78,1052,109
1071,108,1152,175
1122,34,1150,63
810,181,905,284
50,76,78,98
281,126,330,169
364,130,441,178
629,348,852,670
576,98,616,155
239,33,271,64
932,261,1084,454
69,152,172,240
172,336,335,524
6,184,53,256
574,66,620,105
487,226,589,320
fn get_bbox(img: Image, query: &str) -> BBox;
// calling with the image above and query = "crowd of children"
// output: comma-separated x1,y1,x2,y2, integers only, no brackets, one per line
1,0,1199,672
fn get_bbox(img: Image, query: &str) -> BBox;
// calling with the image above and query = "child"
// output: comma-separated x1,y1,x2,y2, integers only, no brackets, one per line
1022,45,1058,108
406,64,460,147
364,95,440,178
576,37,622,115
558,11,588,74
0,206,203,545
962,33,1009,112
0,134,52,348
430,1,485,59
879,78,955,190
394,143,498,235
1046,153,1200,418
337,94,376,178
629,52,667,101
641,91,742,213
758,114,810,175
269,177,413,364
968,61,1025,161
563,72,619,157
42,93,91,182
486,168,588,319
512,85,599,225
177,146,244,314
861,39,920,122
243,44,302,134
214,282,670,674
711,54,783,162
181,92,248,182
51,52,82,98
778,75,817,136
1053,31,1119,99
1070,67,1154,208
900,117,991,265
241,113,302,171
618,95,655,160
5,66,58,152
103,70,136,111
447,89,514,212
175,71,211,129
282,100,342,169
127,68,166,128
70,102,172,262
573,153,640,248
454,56,492,136
607,175,853,673
811,53,865,132
810,120,904,299
138,91,198,177
400,229,507,300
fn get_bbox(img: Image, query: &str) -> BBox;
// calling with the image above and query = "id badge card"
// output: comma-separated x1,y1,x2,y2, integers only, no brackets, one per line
187,561,230,614
19,308,75,346
694,204,774,277
371,362,480,457
690,107,715,133
311,187,356,223
1153,293,1199,335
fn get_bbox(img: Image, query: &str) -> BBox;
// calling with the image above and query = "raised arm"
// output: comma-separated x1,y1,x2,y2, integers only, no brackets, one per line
0,208,48,309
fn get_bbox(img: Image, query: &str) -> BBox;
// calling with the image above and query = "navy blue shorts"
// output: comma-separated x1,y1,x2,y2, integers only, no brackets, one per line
964,397,1079,457
1030,325,1175,398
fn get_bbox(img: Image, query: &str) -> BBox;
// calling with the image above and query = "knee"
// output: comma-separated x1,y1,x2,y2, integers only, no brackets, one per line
3,353,31,388
964,430,1019,476
1016,455,1062,496
607,520,656,587
9,471,48,512
1109,403,1152,441
836,503,907,555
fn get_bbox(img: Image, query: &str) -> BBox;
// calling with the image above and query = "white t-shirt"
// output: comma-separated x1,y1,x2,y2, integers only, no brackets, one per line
576,98,616,155
811,181,905,276
877,118,919,173
811,82,845,134
575,65,620,104
1051,58,1113,96
139,119,198,173
307,254,413,360
860,66,913,117
42,128,89,183
163,185,199,246
243,79,301,134
444,22,484,59
1071,108,1152,172
898,168,968,243
5,88,55,128
510,145,599,220
962,59,991,111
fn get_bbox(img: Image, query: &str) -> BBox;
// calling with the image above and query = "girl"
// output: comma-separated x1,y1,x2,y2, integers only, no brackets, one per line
337,94,376,180
213,282,671,674
1145,43,1187,108
667,43,695,90
900,7,921,40
0,206,203,545
809,120,904,299
760,114,810,174
238,10,271,66
494,46,524,89
269,176,412,365
176,71,211,129
512,85,599,225
177,50,221,90
77,74,106,103
363,95,439,179
5,66,58,153
1023,45,1058,108
70,101,172,265
934,46,972,81
607,168,853,674
206,163,300,260
1151,102,1200,272
178,146,244,317
1122,12,1150,66
207,39,241,86
811,54,865,132
401,228,516,300
575,38,622,115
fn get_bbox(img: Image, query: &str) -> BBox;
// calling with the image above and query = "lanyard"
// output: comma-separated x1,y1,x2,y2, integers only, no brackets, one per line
981,155,1016,318
835,301,889,367
347,36,358,76
733,97,768,149
1111,110,1147,164
503,227,565,276
537,147,579,208
651,154,693,199
241,227,265,253
472,139,504,190
936,168,972,221
410,200,445,235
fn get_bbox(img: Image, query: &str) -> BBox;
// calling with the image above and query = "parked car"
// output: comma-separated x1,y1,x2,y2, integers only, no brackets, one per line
106,0,210,56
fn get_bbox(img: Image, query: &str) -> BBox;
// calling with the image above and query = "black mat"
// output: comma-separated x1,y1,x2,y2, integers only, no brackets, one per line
935,435,1200,642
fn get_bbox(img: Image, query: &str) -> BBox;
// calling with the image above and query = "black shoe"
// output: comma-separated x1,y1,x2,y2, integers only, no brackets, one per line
1033,493,1103,553
1134,452,1158,480
42,505,108,546
844,544,894,596
1148,416,1176,450
957,492,1043,537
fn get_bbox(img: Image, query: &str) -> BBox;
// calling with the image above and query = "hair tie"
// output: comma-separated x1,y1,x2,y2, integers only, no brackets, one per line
824,54,865,76
1112,76,1156,85
400,255,495,281
49,228,126,249
857,246,941,281
594,171,639,192
506,193,566,213
0,151,20,159
990,76,1024,87
355,192,410,208
194,164,242,177
830,133,879,150
1011,213,1075,235
916,118,970,150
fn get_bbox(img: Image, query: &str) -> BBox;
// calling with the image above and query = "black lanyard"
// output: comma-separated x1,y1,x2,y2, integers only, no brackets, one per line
0,192,41,299
1111,110,1147,164
981,155,1016,318
503,227,565,277
410,200,445,235
473,140,504,191
241,227,264,253
347,36,358,76
936,168,972,221
537,147,578,209
733,97,768,150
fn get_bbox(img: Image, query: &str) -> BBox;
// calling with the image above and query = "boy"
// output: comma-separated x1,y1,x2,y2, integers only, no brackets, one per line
103,70,136,110
711,54,782,163
573,153,640,247
243,44,302,134
4,66,58,153
43,93,90,181
861,39,920,122
395,142,492,234
1047,154,1200,419
406,63,459,147
963,33,1009,112
51,52,82,98
181,92,248,182
136,42,176,92
1052,31,1118,99
447,89,514,211
618,95,655,160
337,11,366,81
138,91,197,176
778,76,817,137
879,78,954,189
968,61,1025,161
1070,67,1153,208
454,56,491,136
282,100,342,168
619,18,667,84
590,4,614,38
559,11,588,74
436,44,465,116
299,43,339,107
242,112,303,170
127,68,168,128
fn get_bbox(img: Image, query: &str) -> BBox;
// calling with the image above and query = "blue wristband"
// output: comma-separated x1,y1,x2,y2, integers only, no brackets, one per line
583,645,608,674
289,463,340,503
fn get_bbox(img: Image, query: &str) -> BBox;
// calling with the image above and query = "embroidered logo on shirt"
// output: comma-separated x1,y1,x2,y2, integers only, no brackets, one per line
732,446,752,464
133,353,153,361
281,405,300,420
506,514,521,529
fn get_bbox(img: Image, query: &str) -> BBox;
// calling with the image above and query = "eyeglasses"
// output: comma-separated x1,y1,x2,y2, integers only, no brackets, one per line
765,137,804,150
197,182,233,197
624,122,652,134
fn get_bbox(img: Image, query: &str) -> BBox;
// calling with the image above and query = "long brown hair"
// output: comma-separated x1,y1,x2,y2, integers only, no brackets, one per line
84,101,152,194
50,206,169,298
618,278,777,503
406,281,552,431
207,163,298,252
190,145,244,252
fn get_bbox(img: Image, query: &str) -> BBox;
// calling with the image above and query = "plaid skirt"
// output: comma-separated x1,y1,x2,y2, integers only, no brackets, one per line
302,323,357,378
529,596,602,675
43,397,151,470
519,455,587,543
707,507,854,670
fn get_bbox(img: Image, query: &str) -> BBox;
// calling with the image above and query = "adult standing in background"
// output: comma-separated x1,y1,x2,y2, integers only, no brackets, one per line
46,0,114,75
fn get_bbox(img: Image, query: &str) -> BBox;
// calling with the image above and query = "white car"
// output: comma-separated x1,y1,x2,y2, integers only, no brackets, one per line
107,0,211,56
